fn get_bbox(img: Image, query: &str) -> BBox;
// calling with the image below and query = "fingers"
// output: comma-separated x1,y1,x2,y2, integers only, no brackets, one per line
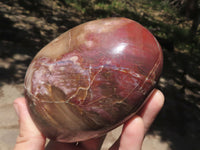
13,89,164,150
13,97,46,150
46,135,106,150
109,116,144,150
110,89,164,150
138,89,165,133
80,135,106,150
120,116,145,150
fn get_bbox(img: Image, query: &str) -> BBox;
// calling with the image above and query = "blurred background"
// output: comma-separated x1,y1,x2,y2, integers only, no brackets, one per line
0,0,199,149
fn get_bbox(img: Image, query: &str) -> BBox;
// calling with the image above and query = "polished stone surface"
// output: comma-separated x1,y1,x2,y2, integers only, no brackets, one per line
25,17,163,142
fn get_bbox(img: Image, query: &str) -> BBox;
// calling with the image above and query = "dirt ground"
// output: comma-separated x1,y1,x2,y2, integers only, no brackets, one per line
0,1,200,150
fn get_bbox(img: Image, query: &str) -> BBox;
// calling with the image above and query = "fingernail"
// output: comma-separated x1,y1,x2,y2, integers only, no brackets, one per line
132,116,142,124
14,103,19,117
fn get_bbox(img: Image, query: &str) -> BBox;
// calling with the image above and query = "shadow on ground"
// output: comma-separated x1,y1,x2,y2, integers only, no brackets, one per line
0,1,199,150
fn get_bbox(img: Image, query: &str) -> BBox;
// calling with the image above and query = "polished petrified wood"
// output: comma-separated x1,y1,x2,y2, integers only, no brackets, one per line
24,17,163,142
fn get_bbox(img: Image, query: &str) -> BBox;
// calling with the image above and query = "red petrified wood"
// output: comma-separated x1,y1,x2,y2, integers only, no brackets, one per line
24,17,163,142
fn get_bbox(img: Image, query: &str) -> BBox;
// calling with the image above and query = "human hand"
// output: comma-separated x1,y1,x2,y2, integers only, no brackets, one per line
13,89,164,150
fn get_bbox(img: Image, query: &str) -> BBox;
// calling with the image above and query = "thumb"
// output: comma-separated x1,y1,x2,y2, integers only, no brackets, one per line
13,97,46,150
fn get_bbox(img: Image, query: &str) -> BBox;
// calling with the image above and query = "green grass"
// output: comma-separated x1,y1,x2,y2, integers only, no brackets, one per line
94,0,126,11
64,0,199,54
